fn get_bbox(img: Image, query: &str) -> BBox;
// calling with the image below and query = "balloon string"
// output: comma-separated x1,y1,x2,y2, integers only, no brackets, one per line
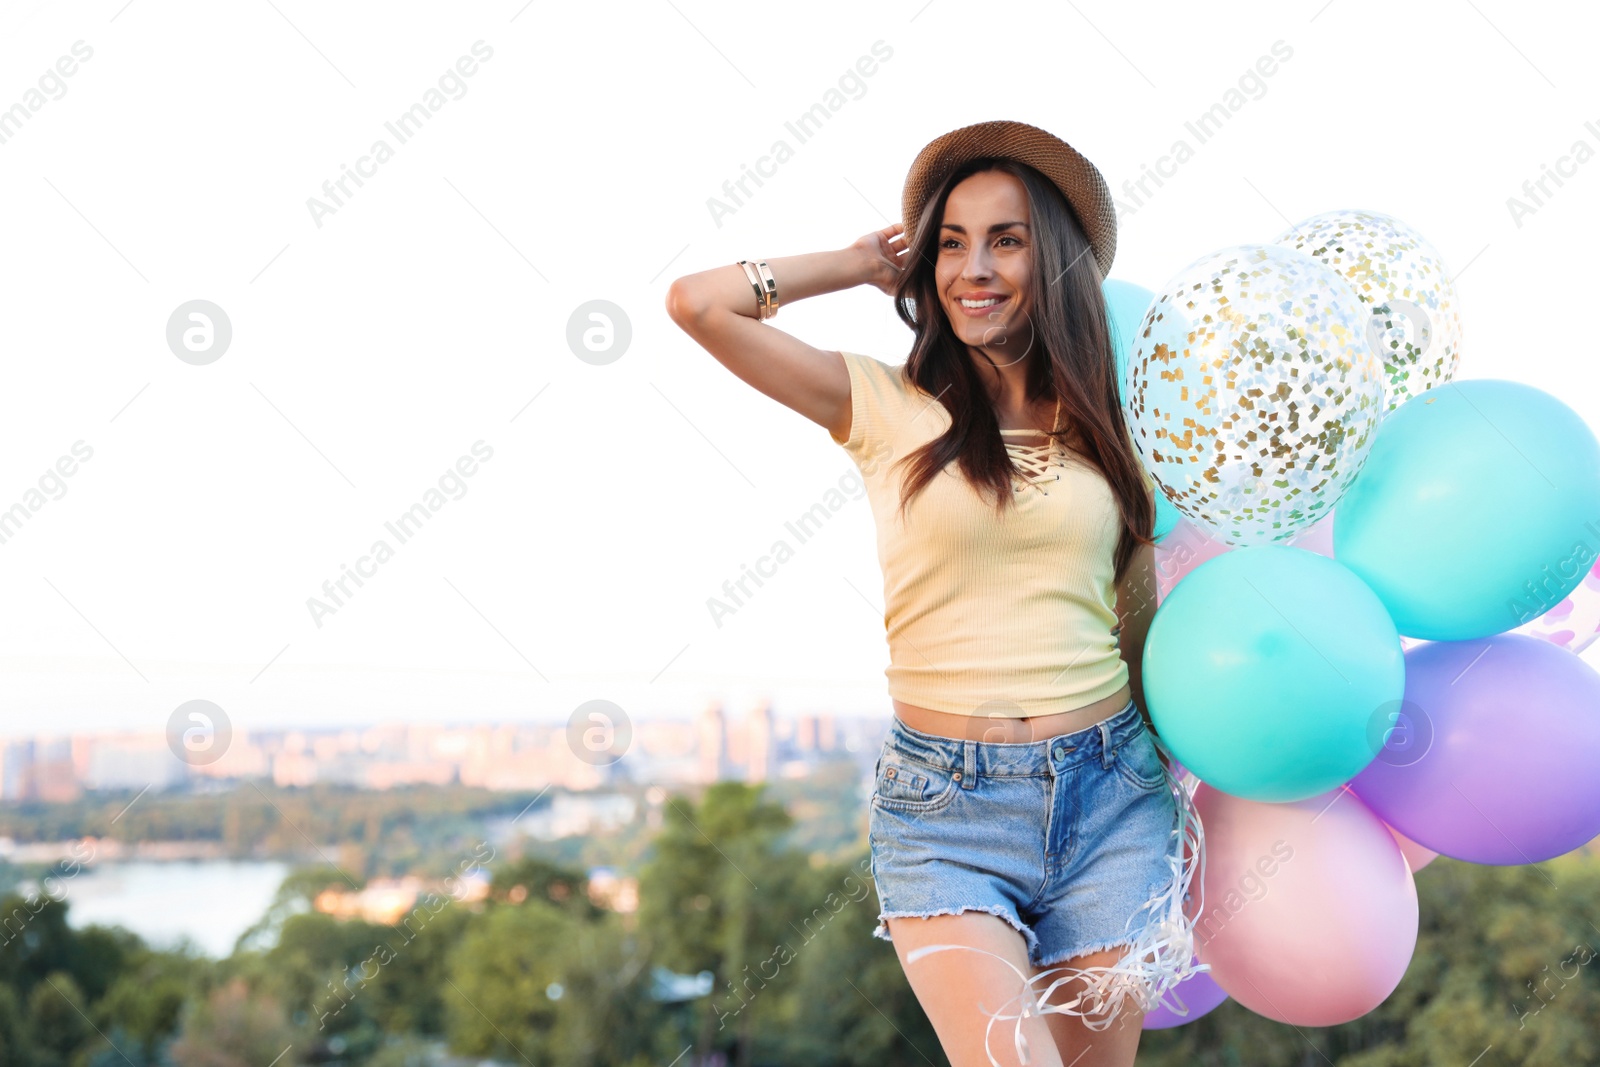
905,757,1209,1067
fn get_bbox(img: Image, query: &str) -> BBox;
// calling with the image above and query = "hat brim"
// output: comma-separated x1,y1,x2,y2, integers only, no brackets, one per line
901,119,1117,278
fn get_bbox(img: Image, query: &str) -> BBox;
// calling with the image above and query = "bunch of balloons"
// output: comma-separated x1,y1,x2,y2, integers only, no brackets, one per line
1100,209,1600,1031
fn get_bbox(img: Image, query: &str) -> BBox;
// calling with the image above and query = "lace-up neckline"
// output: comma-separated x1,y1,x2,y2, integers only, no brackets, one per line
999,396,1066,495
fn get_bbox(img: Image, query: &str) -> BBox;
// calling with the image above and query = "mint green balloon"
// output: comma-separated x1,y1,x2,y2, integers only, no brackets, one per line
1143,545,1405,802
1334,380,1600,640
1104,277,1180,543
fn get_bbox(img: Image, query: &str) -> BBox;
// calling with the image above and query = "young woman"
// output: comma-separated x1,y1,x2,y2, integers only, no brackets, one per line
666,120,1204,1067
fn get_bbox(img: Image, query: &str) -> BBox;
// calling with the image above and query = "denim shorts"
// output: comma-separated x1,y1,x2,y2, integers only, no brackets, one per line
867,697,1207,1025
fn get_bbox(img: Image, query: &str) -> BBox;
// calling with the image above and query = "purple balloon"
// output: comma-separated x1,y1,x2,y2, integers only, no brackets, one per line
1348,633,1600,864
1143,962,1229,1029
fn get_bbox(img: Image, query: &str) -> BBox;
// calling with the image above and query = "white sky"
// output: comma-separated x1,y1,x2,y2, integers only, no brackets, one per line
0,0,1595,734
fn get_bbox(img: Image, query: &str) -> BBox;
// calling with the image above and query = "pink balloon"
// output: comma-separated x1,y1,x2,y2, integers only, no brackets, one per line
1154,519,1236,602
1184,783,1418,1027
1386,822,1438,872
1288,509,1337,560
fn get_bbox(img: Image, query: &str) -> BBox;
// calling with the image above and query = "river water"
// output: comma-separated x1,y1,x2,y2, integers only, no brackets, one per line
54,859,291,958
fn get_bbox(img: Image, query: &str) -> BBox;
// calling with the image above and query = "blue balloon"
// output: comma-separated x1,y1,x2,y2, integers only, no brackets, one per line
1333,379,1600,640
1104,277,1181,543
1142,545,1405,802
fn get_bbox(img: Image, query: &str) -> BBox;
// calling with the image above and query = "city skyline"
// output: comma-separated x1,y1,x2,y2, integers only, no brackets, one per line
0,698,878,803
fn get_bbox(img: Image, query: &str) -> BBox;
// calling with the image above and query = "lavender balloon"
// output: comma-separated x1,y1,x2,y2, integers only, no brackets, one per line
1348,634,1600,864
1143,962,1229,1029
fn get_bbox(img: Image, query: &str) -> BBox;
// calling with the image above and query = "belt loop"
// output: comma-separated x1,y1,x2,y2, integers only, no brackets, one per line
962,739,976,788
1099,718,1114,769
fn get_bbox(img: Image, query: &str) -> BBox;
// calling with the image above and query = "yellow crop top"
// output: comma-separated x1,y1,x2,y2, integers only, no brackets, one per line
829,350,1150,718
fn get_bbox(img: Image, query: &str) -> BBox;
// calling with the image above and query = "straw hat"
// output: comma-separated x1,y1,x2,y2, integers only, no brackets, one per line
901,119,1117,277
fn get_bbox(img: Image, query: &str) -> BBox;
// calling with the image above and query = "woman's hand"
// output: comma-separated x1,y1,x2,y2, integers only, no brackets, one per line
850,222,908,296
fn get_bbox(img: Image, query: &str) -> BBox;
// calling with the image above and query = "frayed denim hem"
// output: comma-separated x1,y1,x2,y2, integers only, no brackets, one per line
873,904,1040,958
899,761,1211,1056
1032,933,1140,970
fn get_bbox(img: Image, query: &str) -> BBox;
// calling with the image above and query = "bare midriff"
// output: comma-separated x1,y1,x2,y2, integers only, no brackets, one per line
892,681,1133,744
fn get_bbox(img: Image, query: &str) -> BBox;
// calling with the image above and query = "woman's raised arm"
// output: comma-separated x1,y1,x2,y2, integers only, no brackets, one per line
663,224,906,443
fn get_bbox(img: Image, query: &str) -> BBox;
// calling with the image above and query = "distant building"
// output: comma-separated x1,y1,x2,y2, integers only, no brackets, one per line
33,737,79,803
696,701,729,783
0,739,34,800
313,871,489,925
795,714,819,753
0,702,888,802
745,700,774,783
82,734,188,791
816,713,838,752
513,793,637,841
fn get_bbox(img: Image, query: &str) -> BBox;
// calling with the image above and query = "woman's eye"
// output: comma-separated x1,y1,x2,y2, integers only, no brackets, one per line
941,236,1021,249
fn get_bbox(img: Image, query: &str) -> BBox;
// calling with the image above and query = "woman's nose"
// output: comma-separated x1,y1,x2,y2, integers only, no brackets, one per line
961,248,993,279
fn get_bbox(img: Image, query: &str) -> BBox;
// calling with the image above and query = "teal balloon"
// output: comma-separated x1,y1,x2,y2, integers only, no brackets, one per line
1333,380,1600,640
1104,277,1181,543
1103,277,1155,389
1142,545,1405,802
1151,474,1181,542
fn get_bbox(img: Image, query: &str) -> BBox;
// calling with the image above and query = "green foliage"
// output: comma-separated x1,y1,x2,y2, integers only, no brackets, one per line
442,897,569,1060
0,891,131,1006
488,853,602,918
95,946,202,1051
4,777,1599,1067
0,783,549,876
635,781,927,1065
443,900,671,1066
167,976,302,1067
231,863,366,955
773,852,945,1067
27,971,92,1067
0,982,37,1066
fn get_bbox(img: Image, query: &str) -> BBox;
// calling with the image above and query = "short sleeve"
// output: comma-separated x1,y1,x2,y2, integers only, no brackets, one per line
830,351,913,458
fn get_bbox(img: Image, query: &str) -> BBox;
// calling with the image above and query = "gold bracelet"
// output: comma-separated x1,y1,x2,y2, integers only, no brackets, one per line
736,260,767,319
736,260,764,317
736,259,779,320
753,260,779,318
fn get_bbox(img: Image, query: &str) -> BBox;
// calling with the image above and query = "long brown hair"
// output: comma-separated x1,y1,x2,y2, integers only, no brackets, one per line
888,156,1154,585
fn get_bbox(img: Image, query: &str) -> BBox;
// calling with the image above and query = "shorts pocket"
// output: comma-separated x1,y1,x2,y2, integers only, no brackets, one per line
873,751,960,814
1113,728,1168,792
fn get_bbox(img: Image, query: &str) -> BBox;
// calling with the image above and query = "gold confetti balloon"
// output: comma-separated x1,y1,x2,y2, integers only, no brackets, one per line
1273,209,1462,414
1126,244,1386,548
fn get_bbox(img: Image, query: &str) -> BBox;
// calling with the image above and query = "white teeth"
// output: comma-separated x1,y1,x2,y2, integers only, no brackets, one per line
960,297,1002,308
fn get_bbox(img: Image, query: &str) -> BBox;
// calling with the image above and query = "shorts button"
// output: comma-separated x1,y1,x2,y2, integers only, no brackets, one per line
952,771,962,781
886,768,896,778
1053,745,1065,760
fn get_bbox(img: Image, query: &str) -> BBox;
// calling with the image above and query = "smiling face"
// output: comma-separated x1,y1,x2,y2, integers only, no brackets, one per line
935,168,1035,359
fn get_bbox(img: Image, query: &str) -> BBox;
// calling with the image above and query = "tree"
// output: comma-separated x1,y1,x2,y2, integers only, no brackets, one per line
232,865,365,956
489,853,601,918
775,850,947,1067
442,897,571,1062
167,977,301,1067
27,971,92,1067
0,982,39,1067
443,897,669,1066
636,782,821,1067
94,947,207,1059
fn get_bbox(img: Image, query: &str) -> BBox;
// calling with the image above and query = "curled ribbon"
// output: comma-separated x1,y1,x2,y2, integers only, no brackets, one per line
905,759,1209,1066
